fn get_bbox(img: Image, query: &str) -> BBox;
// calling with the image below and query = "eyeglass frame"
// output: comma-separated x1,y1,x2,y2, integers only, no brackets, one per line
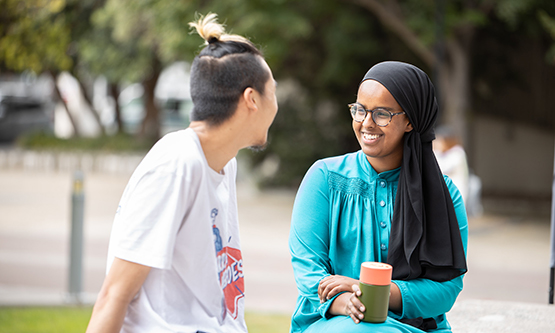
348,103,406,127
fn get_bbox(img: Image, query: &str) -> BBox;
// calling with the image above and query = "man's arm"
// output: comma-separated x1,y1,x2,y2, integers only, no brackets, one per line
86,258,151,333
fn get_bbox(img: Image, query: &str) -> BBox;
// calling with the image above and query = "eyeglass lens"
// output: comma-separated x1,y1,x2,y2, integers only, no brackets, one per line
350,105,391,126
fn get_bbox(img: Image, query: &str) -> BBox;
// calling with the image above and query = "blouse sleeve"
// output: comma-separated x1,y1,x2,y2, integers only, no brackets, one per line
289,161,338,318
393,176,469,319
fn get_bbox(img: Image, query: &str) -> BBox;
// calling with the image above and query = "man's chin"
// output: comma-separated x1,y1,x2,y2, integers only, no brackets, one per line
248,141,269,153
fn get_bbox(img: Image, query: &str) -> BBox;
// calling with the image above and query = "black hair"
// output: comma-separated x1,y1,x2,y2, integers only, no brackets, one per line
189,14,270,126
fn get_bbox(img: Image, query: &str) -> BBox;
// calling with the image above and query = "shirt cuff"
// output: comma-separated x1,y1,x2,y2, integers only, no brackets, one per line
391,280,409,319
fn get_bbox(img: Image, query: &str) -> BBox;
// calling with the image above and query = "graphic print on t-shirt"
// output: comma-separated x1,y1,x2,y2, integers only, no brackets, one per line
212,208,245,320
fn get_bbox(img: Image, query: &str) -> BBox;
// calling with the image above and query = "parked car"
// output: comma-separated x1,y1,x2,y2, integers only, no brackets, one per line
0,95,53,142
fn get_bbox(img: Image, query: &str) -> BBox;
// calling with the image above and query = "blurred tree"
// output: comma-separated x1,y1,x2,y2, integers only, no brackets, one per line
83,0,247,141
0,0,80,134
537,10,555,64
0,0,109,137
78,5,158,136
0,0,72,73
345,0,555,146
80,0,171,141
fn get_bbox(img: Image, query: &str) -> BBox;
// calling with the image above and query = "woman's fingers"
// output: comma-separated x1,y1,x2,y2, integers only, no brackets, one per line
346,293,364,324
326,285,342,299
350,290,365,313
319,276,337,302
319,276,361,303
352,283,361,296
318,276,331,301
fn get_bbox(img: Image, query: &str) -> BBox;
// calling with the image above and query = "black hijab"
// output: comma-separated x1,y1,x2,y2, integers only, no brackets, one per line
362,61,467,282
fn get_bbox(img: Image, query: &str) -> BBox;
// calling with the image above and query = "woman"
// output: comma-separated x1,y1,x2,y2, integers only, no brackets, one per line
289,61,468,333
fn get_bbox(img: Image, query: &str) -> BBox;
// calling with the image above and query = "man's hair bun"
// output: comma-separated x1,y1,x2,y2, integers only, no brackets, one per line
189,13,250,45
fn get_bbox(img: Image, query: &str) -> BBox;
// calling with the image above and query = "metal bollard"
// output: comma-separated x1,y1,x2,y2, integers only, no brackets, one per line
69,170,85,304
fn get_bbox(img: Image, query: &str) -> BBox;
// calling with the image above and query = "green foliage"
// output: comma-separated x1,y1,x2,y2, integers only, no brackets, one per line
496,0,536,29
538,10,555,64
16,132,154,153
0,307,290,333
0,0,73,72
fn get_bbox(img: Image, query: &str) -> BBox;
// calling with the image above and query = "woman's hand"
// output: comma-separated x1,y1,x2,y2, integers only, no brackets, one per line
345,284,365,324
318,275,359,303
327,285,366,324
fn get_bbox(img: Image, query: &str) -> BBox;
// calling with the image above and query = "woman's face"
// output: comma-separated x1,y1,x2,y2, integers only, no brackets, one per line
353,80,413,173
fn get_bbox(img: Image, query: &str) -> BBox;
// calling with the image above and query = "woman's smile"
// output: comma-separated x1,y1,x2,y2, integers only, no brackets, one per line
361,131,383,143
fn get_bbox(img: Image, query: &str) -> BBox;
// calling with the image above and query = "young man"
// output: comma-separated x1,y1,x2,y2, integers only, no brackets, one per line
86,13,278,333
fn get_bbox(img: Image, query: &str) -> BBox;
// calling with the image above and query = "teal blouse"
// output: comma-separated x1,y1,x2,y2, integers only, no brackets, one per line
289,150,468,333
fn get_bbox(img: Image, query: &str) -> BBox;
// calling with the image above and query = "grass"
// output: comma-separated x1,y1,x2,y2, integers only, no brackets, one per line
245,312,291,333
0,306,93,332
0,307,291,332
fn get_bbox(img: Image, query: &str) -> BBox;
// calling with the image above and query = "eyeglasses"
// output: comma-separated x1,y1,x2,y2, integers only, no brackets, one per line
348,103,406,127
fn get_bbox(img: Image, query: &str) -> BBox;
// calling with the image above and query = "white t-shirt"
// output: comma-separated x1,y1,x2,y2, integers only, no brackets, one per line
435,144,469,203
106,128,247,333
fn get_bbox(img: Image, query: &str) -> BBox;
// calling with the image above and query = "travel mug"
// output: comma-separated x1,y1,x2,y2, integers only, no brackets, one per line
358,262,392,323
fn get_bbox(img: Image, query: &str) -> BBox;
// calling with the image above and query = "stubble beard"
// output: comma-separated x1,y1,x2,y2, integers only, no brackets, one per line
248,136,270,153
248,142,268,153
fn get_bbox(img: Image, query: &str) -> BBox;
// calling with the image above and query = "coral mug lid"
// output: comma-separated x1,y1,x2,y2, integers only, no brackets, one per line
359,262,392,286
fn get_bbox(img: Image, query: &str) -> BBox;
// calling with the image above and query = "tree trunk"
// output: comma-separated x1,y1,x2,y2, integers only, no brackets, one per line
109,82,124,134
139,56,162,141
50,71,80,137
437,27,475,147
74,75,106,136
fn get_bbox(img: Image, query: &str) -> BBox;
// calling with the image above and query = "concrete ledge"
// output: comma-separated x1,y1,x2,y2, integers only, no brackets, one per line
448,299,555,332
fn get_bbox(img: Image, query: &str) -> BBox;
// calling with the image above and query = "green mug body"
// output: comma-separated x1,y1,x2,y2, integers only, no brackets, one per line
358,281,390,323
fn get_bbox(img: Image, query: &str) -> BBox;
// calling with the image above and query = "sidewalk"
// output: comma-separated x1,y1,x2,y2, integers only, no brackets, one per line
0,167,553,330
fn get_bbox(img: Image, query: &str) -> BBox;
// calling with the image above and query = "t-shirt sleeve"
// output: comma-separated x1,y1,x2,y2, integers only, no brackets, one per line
112,168,190,269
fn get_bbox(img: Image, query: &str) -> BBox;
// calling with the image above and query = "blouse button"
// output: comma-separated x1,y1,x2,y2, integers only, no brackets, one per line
379,200,386,207
380,181,386,188
380,221,387,228
381,243,387,251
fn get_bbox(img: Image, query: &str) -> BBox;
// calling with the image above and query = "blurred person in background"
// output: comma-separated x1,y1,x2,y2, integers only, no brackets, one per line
289,61,467,332
86,13,278,333
433,126,483,217
433,126,469,204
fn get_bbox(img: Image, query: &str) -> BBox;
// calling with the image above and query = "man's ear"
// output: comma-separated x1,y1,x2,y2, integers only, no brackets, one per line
242,87,258,112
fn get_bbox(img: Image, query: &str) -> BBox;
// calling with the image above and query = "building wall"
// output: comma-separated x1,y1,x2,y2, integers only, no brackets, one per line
472,115,554,216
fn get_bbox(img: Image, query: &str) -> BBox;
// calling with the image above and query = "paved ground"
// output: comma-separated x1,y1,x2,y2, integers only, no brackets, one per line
0,161,554,330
